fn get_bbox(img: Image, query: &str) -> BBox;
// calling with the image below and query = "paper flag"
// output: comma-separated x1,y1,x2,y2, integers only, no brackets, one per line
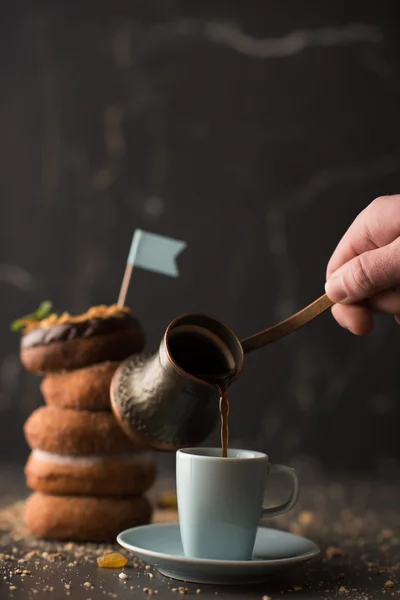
128,229,187,277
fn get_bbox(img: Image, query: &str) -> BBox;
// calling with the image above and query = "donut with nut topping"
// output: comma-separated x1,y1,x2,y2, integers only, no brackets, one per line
18,304,145,373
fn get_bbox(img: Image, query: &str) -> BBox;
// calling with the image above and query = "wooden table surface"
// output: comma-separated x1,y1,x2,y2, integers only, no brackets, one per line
0,473,399,600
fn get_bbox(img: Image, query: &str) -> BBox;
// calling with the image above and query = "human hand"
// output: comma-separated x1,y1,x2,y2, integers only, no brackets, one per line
325,195,400,335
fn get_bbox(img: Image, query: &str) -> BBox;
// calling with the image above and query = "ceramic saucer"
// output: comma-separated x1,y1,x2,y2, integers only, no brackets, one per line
117,523,320,585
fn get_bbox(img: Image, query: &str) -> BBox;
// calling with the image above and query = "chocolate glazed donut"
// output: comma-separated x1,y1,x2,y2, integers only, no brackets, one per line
20,314,145,373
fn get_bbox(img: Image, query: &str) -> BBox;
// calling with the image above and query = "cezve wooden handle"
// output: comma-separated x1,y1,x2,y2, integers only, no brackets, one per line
241,293,334,354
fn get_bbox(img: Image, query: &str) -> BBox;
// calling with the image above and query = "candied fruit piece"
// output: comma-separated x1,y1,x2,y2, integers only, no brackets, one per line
157,490,177,509
97,553,128,568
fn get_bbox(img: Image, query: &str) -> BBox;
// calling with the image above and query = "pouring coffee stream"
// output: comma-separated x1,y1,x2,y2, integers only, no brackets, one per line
111,293,334,452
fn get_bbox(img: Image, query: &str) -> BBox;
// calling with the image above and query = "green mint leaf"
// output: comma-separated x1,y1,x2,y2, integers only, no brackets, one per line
34,301,52,320
11,319,26,332
11,300,53,332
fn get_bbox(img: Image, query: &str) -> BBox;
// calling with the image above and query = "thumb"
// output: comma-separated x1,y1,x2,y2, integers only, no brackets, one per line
325,240,400,303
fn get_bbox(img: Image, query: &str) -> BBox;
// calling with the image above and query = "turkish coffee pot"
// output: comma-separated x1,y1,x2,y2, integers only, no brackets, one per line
111,294,333,450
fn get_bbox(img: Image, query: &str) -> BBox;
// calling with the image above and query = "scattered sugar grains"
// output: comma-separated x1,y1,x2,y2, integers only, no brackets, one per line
298,510,316,526
97,553,128,568
118,572,128,580
326,546,343,559
385,580,395,588
338,586,348,595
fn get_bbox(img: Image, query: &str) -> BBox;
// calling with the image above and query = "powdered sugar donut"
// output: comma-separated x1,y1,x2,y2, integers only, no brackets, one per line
25,450,156,496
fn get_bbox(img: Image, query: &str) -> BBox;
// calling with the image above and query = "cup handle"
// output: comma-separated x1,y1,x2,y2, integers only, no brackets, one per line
261,464,300,519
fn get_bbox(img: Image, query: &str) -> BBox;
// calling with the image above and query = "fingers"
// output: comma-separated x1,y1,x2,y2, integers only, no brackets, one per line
325,237,400,303
331,304,374,335
367,287,400,314
369,289,400,327
330,288,400,333
326,195,400,279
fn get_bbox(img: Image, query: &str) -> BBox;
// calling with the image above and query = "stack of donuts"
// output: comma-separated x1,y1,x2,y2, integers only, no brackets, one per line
19,304,155,542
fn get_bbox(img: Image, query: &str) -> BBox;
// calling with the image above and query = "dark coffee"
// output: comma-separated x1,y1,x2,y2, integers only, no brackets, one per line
168,329,234,377
219,386,229,458
168,327,235,457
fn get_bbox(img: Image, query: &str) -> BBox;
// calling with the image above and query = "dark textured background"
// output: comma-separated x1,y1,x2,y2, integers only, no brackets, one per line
1,1,399,478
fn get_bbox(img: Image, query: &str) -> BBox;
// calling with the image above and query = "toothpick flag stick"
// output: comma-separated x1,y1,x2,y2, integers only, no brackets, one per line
117,229,187,307
117,262,134,308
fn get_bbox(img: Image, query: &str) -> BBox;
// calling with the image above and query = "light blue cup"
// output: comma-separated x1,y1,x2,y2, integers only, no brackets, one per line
176,448,300,561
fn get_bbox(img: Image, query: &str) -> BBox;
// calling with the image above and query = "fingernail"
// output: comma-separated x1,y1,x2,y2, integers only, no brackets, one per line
325,276,348,302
